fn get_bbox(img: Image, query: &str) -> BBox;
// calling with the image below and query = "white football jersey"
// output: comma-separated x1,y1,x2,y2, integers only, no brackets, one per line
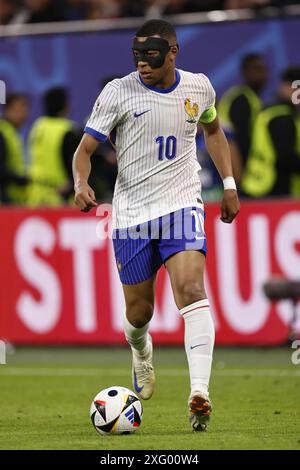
85,69,216,228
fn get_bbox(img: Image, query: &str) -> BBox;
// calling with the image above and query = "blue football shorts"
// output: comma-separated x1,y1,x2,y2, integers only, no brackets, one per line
112,206,207,285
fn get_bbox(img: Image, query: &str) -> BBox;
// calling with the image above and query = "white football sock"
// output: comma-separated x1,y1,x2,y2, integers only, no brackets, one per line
123,315,150,358
180,299,215,396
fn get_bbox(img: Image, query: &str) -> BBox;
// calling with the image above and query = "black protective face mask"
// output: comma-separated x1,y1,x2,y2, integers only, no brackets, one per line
132,37,172,69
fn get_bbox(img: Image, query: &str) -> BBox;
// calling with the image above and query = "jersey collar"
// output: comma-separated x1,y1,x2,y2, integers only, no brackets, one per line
138,69,181,94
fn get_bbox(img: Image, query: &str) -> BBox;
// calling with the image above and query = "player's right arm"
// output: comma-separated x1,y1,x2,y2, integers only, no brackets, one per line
73,81,119,212
73,133,99,212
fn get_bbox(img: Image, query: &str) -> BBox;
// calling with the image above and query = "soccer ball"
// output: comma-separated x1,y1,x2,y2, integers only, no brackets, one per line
90,386,143,435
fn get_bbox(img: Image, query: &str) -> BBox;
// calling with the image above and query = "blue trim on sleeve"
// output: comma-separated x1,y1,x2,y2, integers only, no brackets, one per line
84,127,108,142
138,69,181,94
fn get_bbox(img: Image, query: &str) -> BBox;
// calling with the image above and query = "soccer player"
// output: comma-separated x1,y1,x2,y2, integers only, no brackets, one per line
73,19,240,431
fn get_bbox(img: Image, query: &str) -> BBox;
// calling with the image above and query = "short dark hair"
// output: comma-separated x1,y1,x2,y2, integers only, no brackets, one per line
281,66,300,83
43,87,68,117
136,19,177,42
6,93,28,108
241,53,264,72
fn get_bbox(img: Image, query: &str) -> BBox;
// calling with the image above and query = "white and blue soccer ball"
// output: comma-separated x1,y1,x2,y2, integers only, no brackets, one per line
90,386,143,435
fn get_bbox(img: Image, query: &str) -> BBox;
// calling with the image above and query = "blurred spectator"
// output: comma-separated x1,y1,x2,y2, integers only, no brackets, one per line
0,93,29,205
242,66,300,198
144,0,166,18
272,0,300,6
224,0,271,9
20,0,66,23
86,0,121,20
218,53,268,174
163,0,226,15
1,0,300,24
0,0,23,25
120,0,164,18
225,0,300,8
65,0,89,21
27,87,82,206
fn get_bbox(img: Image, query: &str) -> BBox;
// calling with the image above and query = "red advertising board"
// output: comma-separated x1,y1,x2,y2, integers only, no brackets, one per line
0,200,299,345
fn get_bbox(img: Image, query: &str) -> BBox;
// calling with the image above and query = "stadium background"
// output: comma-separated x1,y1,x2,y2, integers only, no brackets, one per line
0,3,300,451
0,16,299,135
0,9,300,346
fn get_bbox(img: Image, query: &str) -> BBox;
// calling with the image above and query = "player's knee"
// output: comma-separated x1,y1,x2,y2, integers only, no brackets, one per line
176,281,206,309
126,299,154,328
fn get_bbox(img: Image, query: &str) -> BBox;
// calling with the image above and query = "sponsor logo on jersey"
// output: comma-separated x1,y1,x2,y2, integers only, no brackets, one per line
134,110,151,118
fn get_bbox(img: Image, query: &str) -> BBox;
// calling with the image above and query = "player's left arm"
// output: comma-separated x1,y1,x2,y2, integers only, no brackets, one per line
200,112,240,223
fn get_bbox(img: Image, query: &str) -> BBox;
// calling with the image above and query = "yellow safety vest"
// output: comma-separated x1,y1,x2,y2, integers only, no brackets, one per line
0,119,26,204
27,117,73,206
218,85,262,132
242,104,300,197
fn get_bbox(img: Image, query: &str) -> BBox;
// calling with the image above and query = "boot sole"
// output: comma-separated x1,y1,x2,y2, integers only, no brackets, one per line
189,394,212,431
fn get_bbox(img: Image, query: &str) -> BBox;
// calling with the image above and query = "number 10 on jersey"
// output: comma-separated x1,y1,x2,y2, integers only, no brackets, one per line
156,135,177,160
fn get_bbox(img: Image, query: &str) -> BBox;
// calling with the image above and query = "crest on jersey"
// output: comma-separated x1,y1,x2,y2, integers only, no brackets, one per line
184,98,199,123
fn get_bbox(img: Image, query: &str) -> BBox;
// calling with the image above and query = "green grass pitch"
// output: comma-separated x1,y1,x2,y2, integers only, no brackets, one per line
0,346,299,450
